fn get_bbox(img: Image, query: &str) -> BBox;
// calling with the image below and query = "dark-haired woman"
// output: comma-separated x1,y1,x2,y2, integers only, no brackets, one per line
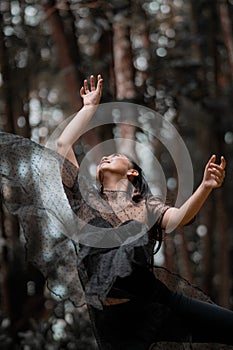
0,75,232,350
55,75,232,349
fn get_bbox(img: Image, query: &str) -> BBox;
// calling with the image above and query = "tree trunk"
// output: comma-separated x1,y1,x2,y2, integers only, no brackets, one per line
112,4,138,160
0,12,15,133
218,0,233,81
44,0,82,112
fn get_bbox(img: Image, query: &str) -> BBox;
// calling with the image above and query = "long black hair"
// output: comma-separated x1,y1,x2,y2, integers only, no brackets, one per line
128,159,163,257
129,160,152,201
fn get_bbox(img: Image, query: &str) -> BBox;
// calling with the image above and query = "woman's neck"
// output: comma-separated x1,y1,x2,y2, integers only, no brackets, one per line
102,178,129,192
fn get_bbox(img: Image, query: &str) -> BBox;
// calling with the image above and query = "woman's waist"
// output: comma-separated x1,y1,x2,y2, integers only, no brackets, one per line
103,297,130,306
103,267,170,307
103,284,135,306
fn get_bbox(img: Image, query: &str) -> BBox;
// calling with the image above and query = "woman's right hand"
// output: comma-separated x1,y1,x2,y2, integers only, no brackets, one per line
80,74,103,107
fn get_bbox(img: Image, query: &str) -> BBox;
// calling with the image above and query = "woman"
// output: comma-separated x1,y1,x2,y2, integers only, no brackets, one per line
55,75,233,349
0,75,232,349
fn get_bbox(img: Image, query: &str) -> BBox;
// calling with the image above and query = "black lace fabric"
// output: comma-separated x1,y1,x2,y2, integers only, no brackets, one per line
0,131,168,309
1,132,231,350
0,132,86,306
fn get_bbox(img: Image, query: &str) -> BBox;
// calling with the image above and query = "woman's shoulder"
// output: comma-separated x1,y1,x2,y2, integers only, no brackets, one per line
146,194,167,205
146,194,171,226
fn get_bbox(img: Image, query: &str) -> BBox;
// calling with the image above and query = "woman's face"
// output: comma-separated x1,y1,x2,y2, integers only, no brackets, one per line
96,153,132,182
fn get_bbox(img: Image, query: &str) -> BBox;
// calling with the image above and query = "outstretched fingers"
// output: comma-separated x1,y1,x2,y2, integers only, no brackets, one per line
220,155,226,170
219,156,226,183
90,75,95,91
207,154,216,166
96,74,103,95
84,79,89,93
80,79,89,97
208,154,226,186
80,74,103,96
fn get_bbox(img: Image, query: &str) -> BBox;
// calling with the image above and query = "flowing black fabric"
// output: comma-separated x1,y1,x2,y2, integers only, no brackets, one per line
0,132,166,309
0,131,86,306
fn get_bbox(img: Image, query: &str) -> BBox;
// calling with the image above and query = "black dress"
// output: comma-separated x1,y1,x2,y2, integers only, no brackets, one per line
1,132,233,350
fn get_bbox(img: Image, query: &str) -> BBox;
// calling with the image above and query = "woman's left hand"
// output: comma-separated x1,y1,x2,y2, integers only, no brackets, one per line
202,155,226,189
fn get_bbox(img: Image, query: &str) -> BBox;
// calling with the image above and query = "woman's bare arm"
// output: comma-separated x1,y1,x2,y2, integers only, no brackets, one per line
57,74,103,168
162,155,226,232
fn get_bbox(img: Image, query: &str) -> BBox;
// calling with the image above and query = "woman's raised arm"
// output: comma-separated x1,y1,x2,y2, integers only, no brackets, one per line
57,74,103,168
161,155,226,232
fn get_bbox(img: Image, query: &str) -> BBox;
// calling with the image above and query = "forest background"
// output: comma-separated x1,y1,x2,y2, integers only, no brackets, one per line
0,0,233,349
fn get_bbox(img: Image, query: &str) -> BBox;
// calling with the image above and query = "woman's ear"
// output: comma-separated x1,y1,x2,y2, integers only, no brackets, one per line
127,168,139,181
